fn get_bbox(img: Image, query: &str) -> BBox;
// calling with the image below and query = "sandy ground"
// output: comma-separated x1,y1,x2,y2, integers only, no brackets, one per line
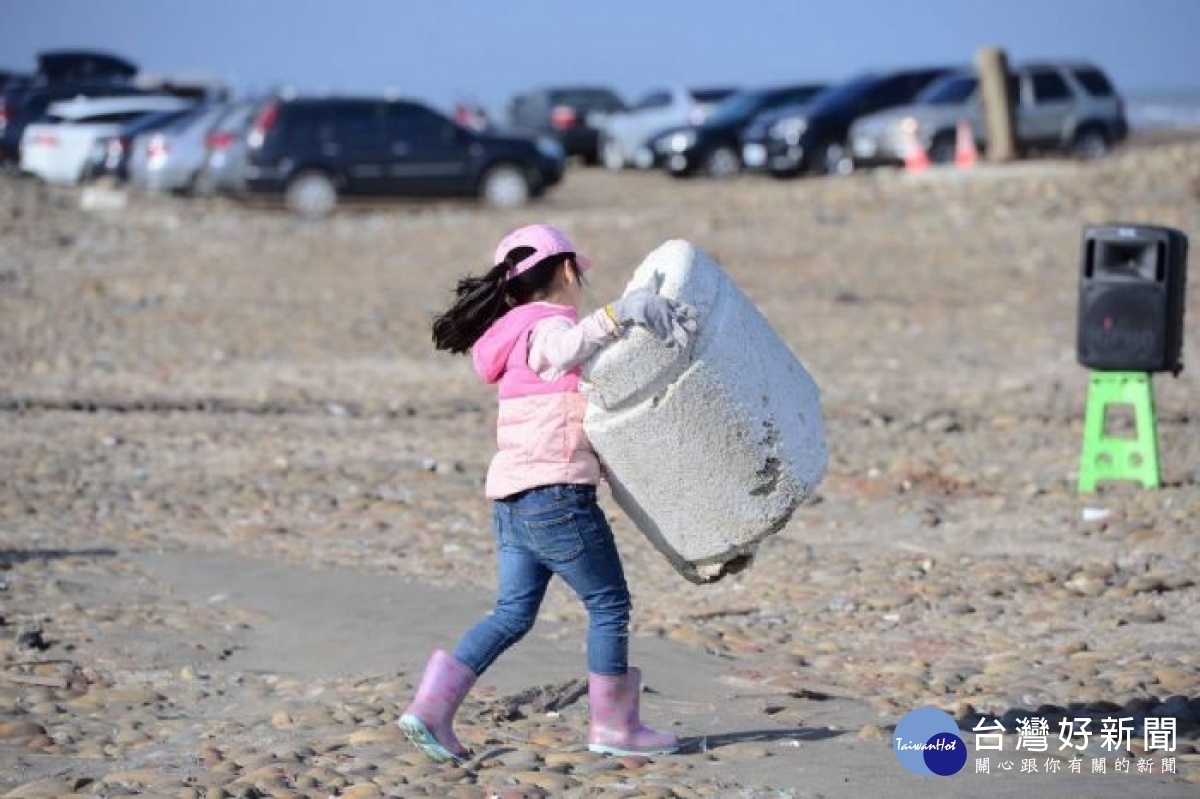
2,140,1200,798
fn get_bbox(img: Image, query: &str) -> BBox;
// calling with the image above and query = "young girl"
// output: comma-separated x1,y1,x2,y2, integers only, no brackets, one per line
399,223,696,763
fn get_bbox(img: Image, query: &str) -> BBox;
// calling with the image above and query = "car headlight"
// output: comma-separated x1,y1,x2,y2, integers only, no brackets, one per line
536,135,564,161
769,117,808,142
668,130,696,152
900,117,920,135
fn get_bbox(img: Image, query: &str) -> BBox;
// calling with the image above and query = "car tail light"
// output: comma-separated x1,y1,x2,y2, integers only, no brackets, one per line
147,135,169,163
206,131,234,151
32,131,59,147
0,105,8,134
248,102,279,148
550,105,578,130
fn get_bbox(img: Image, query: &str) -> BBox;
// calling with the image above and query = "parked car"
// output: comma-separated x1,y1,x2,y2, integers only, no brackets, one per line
598,86,736,170
1,82,148,163
848,62,1128,167
507,86,625,165
194,100,259,196
128,104,228,192
20,94,193,184
81,107,197,182
648,83,826,179
755,67,952,177
848,71,981,166
1015,61,1128,157
242,96,566,217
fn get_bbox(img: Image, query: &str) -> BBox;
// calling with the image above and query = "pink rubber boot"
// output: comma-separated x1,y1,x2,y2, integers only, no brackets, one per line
398,650,477,763
587,666,680,756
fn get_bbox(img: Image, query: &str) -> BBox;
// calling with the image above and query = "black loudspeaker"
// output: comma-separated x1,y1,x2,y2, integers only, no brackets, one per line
1077,223,1189,374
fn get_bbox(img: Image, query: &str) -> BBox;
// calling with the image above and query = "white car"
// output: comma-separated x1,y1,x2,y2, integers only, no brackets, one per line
20,94,193,185
598,86,735,170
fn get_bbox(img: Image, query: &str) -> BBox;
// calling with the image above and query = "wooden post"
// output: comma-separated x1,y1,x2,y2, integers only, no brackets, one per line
975,46,1018,163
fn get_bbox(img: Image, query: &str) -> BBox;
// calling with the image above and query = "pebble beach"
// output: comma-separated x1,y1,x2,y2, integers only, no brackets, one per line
2,141,1200,797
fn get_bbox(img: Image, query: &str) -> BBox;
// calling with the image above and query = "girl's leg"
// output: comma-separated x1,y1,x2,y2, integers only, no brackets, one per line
546,493,631,675
542,489,677,755
453,501,552,675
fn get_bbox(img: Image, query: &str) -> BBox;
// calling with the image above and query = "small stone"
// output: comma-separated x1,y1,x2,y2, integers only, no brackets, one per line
346,727,400,744
1122,605,1165,624
857,724,884,741
511,772,571,793
0,721,46,741
495,749,540,769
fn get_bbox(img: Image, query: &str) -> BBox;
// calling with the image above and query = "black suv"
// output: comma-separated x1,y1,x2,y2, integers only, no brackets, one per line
757,67,951,177
507,86,626,165
647,83,827,179
242,96,566,217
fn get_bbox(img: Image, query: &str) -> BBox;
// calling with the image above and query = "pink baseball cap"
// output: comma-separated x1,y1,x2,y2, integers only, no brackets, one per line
493,223,593,278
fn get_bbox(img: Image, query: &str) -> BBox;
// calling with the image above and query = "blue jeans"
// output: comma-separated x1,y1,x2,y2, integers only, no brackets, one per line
453,484,632,676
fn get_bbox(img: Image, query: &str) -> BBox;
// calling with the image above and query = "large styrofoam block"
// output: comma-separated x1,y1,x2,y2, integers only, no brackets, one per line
583,240,827,584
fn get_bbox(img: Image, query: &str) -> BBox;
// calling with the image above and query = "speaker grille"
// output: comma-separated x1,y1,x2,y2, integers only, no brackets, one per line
1077,284,1166,371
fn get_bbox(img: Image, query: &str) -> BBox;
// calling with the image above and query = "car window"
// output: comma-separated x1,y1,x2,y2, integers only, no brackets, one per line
691,88,736,104
326,102,386,141
1031,71,1072,104
1072,67,1116,98
634,91,671,111
388,103,458,143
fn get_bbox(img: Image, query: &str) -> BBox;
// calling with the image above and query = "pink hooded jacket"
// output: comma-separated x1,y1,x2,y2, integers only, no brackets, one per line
472,302,617,499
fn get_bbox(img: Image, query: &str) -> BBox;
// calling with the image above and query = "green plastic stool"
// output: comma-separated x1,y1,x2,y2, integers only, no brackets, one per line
1077,371,1161,493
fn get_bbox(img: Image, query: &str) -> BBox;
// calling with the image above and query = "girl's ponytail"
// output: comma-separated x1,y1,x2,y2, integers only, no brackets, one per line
431,260,514,354
431,245,573,354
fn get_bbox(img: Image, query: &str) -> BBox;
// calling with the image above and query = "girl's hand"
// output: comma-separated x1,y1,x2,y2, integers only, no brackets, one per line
608,289,697,348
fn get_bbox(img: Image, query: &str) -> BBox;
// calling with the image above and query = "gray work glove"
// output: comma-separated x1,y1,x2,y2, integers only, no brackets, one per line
608,288,698,348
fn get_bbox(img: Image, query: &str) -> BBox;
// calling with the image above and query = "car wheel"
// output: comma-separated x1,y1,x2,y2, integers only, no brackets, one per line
1071,126,1110,160
480,164,530,207
601,137,626,171
820,140,854,176
285,170,338,219
705,146,741,179
929,132,957,165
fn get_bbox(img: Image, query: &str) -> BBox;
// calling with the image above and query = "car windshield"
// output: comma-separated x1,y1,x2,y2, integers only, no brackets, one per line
802,75,879,115
214,102,258,133
703,90,768,127
916,75,977,105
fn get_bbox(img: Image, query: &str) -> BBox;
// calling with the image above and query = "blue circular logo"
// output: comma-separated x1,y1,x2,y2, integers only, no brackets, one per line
892,707,967,776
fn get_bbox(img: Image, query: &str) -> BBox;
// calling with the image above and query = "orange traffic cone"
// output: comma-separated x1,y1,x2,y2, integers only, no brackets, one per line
955,119,979,168
903,129,930,173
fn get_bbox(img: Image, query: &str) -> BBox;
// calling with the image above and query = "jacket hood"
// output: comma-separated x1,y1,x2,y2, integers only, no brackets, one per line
471,303,575,384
